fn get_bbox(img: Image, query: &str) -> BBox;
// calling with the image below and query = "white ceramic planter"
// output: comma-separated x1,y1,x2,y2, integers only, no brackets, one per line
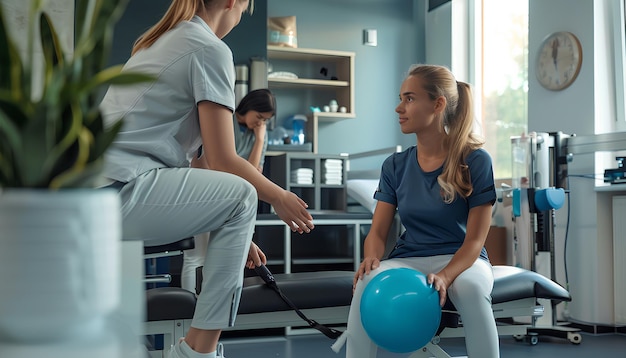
0,189,121,343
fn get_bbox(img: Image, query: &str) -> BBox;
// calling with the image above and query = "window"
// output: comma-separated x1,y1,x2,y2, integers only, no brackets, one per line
478,0,528,179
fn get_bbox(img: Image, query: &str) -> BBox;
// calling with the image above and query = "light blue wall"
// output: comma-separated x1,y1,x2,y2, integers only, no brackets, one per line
268,0,426,158
528,1,595,136
528,0,623,327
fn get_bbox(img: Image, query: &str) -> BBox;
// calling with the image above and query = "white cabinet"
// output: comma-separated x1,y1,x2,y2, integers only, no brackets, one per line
266,46,355,153
613,195,626,325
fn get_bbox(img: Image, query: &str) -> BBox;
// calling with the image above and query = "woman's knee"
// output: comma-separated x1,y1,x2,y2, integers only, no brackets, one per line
241,179,257,207
448,269,493,304
225,175,257,213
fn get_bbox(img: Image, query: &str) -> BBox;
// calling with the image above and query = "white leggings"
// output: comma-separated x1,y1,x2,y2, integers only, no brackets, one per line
117,167,257,330
345,255,500,358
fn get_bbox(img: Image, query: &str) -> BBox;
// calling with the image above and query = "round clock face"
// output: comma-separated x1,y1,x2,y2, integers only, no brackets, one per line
536,32,583,91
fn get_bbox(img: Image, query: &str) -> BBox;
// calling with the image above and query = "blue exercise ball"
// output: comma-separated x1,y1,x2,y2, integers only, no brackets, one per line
360,268,441,353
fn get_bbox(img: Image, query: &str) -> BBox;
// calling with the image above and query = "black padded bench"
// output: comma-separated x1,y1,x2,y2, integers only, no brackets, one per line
145,265,572,357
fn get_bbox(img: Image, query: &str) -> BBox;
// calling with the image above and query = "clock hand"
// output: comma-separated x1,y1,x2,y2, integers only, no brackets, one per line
551,38,559,71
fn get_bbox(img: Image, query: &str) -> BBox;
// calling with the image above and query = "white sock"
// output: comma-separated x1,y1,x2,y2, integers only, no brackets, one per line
179,340,217,358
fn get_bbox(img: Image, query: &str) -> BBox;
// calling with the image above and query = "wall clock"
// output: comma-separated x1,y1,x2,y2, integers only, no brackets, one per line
536,31,583,91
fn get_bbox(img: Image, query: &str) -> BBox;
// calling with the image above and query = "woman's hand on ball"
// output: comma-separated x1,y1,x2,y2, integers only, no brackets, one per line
427,272,449,307
353,257,380,292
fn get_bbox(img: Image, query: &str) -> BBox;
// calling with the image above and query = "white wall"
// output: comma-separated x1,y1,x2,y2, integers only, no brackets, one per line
431,0,625,326
529,0,626,326
1,0,74,100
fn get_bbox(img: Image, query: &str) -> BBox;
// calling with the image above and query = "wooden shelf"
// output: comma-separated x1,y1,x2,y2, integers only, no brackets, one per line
267,46,355,61
267,46,355,153
268,78,349,88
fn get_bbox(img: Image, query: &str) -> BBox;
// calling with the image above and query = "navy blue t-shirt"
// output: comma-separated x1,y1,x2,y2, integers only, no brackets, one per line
374,146,496,261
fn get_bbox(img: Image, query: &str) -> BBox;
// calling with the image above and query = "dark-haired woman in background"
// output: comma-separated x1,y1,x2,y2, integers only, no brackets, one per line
181,88,277,293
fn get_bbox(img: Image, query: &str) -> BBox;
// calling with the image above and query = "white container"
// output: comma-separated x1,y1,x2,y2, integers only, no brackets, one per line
0,189,121,343
329,99,339,112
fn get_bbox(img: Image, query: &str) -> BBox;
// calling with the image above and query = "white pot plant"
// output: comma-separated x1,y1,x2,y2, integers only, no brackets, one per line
0,0,152,343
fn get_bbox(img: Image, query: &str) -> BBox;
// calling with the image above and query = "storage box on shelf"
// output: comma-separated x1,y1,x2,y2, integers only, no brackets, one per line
266,46,355,153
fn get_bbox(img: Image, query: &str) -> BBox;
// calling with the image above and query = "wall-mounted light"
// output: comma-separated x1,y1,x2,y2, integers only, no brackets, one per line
363,29,377,47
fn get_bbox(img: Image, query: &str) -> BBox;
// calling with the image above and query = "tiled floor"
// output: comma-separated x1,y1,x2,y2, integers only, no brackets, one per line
219,331,626,358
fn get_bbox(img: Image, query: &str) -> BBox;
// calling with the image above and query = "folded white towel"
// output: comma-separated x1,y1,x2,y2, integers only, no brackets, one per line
293,178,313,185
325,159,342,165
324,173,343,180
324,163,343,169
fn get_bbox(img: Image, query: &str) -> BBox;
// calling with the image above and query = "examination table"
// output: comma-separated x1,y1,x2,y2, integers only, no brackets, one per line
145,264,574,358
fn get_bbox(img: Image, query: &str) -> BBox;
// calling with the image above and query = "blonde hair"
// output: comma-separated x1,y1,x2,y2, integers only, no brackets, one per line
408,64,484,203
131,0,254,55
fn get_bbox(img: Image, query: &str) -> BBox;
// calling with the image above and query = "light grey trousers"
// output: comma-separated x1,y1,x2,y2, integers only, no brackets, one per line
181,232,211,293
345,255,500,358
117,167,258,330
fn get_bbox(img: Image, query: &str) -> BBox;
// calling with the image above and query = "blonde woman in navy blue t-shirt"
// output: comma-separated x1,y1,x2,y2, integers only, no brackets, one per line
344,64,499,358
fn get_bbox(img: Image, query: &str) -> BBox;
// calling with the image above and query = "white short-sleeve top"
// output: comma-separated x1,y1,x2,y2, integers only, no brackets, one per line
100,16,236,182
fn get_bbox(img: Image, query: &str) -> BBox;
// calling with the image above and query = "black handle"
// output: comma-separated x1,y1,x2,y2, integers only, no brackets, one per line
254,264,276,285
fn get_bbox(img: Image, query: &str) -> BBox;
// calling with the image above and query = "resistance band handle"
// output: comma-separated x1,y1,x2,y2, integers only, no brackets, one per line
253,264,343,339
254,263,276,286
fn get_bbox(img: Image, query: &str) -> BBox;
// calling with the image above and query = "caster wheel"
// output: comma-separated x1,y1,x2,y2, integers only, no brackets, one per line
568,332,582,345
513,334,524,342
526,332,539,346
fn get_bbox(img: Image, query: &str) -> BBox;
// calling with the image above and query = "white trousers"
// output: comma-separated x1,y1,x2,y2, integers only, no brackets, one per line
118,167,257,330
345,255,500,358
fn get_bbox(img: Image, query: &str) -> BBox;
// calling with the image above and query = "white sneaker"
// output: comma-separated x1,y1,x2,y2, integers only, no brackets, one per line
167,338,183,358
168,339,226,358
216,343,226,358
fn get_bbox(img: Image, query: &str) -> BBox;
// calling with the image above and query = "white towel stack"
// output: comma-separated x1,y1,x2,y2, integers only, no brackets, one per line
290,168,314,185
323,159,343,185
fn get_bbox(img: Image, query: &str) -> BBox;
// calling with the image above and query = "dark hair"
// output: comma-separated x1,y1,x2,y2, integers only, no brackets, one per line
235,88,276,118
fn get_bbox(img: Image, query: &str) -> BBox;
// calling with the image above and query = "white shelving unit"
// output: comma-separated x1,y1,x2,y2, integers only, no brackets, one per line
267,46,355,153
265,153,348,212
254,213,372,274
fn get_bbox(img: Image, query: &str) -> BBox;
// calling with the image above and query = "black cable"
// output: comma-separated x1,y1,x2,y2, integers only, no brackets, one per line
567,173,605,181
563,177,571,318
253,264,343,339
563,180,570,290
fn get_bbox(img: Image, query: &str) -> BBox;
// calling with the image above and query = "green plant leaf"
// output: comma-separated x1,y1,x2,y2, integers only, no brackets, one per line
51,160,105,189
75,0,128,59
0,100,24,147
39,12,65,88
0,0,152,189
82,66,155,94
40,100,83,182
0,5,24,97
49,127,93,189
91,114,122,161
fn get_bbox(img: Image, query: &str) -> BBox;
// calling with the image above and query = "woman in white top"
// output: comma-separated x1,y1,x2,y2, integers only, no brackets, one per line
181,88,276,293
99,1,314,358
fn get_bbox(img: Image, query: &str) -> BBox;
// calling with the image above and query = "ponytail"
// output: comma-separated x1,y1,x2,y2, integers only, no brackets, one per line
407,64,484,203
132,0,205,55
439,81,482,203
